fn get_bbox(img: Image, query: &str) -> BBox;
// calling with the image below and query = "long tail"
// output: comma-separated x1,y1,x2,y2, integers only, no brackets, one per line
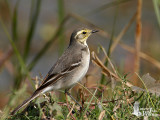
10,91,40,115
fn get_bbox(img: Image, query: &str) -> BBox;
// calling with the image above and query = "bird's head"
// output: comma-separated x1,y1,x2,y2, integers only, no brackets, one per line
70,28,98,46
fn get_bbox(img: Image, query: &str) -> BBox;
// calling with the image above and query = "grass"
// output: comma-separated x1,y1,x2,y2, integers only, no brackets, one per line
6,75,160,119
57,0,65,55
0,0,160,119
153,0,160,27
23,0,42,61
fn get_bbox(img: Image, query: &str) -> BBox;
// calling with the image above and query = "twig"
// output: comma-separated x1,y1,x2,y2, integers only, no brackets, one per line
92,51,133,88
67,103,76,119
101,46,117,75
119,43,160,70
98,110,105,120
65,93,76,120
134,0,142,85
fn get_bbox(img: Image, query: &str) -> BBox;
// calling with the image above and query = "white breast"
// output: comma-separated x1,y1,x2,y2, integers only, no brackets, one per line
73,47,90,83
80,50,90,79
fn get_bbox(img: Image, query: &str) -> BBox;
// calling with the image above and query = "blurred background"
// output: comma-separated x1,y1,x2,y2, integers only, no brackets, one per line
0,0,160,111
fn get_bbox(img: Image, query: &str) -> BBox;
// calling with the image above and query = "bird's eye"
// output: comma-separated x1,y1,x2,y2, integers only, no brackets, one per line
82,31,86,34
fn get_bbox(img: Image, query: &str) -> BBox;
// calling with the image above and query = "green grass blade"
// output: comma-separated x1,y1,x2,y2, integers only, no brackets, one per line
23,0,42,61
83,89,97,116
0,17,34,88
0,18,26,76
58,0,65,55
153,0,160,27
12,0,19,42
135,73,155,109
77,82,113,119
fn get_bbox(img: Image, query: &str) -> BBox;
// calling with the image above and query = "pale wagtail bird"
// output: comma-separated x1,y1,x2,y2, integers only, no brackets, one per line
11,28,98,115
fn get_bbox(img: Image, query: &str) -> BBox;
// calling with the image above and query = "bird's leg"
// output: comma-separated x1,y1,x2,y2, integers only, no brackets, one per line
65,91,71,110
65,90,82,109
65,91,77,116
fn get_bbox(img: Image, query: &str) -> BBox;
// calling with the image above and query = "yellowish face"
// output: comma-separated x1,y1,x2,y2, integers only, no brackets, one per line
74,29,93,45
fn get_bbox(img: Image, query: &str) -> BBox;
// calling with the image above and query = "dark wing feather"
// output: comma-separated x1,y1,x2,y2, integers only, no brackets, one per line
37,45,82,91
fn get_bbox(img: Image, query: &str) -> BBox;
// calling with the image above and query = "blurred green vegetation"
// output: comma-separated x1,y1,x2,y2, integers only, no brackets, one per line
0,0,160,119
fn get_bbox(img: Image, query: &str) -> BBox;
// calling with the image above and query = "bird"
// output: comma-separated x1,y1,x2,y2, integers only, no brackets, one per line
10,28,98,115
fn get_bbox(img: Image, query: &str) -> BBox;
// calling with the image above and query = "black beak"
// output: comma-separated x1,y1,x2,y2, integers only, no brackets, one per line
91,30,99,33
